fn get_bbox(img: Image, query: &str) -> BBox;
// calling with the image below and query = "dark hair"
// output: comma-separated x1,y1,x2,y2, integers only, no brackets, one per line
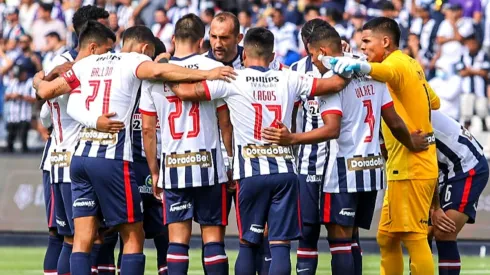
153,37,166,58
243,27,274,58
325,8,342,22
78,20,116,48
39,2,53,13
122,25,156,46
380,1,396,11
308,25,342,52
174,14,205,42
213,12,240,37
239,9,252,18
304,5,320,16
155,8,167,15
203,7,215,17
301,18,330,43
362,17,401,47
45,31,61,41
72,5,109,36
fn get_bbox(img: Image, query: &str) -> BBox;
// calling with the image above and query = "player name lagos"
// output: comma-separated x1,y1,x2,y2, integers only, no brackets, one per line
242,144,294,159
50,151,72,167
165,151,213,168
347,155,384,171
79,129,117,145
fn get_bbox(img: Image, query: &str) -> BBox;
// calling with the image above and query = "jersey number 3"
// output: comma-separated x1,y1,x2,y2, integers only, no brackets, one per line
363,100,375,143
166,96,200,140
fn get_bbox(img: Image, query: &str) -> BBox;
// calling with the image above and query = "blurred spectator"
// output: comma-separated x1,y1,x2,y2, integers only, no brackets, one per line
151,8,174,54
108,12,123,51
3,65,34,153
201,8,214,41
200,39,210,54
456,34,490,130
31,2,66,52
19,0,38,34
403,33,425,66
449,0,482,23
116,0,134,29
3,7,24,42
238,9,252,46
41,32,65,71
429,68,462,120
11,34,41,78
269,5,300,66
325,7,348,39
298,5,321,54
168,0,198,25
346,9,366,42
350,28,363,54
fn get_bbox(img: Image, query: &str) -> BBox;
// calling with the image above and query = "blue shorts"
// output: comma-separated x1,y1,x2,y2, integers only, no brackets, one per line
54,182,74,236
133,161,166,239
43,171,56,229
440,160,489,224
236,173,301,244
320,191,378,230
70,156,143,227
298,174,323,225
163,183,228,226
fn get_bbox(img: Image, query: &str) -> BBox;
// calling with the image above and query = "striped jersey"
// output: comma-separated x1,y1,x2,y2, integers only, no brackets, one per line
204,66,317,180
39,49,77,172
290,55,327,176
139,54,228,189
320,74,392,193
203,45,283,70
432,110,486,183
4,78,34,123
455,49,490,98
63,52,152,162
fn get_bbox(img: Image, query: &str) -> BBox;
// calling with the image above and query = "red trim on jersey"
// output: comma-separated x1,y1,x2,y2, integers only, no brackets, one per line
297,194,302,233
134,61,151,79
294,100,301,107
62,69,80,90
71,89,81,94
459,169,475,212
279,63,283,71
217,104,228,112
221,184,228,226
381,101,394,110
123,161,135,223
321,110,343,118
236,183,243,239
202,80,211,100
310,78,318,97
139,108,157,116
49,185,55,227
323,193,331,223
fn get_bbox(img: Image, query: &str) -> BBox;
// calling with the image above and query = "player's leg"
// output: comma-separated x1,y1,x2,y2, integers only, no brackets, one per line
475,95,488,131
145,197,169,275
6,122,16,152
19,120,30,152
234,176,270,275
268,173,302,275
460,93,475,129
296,175,321,275
377,187,403,275
434,210,467,275
97,231,118,275
54,182,75,275
195,184,229,275
255,226,271,275
42,171,63,275
90,232,105,275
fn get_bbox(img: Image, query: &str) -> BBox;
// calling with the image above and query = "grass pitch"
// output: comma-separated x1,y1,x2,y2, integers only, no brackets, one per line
0,247,489,274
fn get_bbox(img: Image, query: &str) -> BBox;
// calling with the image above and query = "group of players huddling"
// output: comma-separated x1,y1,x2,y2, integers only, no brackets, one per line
36,4,489,275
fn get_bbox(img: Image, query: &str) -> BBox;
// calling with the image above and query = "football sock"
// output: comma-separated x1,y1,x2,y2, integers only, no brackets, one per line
436,241,461,275
201,242,207,275
352,232,363,275
203,242,228,275
57,242,73,275
167,243,189,275
44,234,63,275
154,234,169,275
120,253,145,275
90,243,101,275
377,231,403,275
328,238,354,275
296,223,320,275
71,252,91,275
404,235,434,275
269,244,291,275
97,233,118,275
256,237,271,274
235,243,258,275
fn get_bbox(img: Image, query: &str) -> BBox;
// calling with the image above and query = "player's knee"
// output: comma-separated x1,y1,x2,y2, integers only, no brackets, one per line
433,227,457,241
326,224,353,240
64,235,74,244
301,224,320,246
269,240,290,245
376,230,396,249
48,228,58,236
201,225,224,244
168,221,192,245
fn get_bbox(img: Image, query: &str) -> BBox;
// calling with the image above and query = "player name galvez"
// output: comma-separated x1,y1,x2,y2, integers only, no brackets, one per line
242,144,294,159
347,155,384,171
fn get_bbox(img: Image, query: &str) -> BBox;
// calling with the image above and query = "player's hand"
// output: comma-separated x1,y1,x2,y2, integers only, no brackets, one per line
154,52,171,63
96,112,125,133
431,208,456,233
329,56,372,75
262,121,294,145
409,130,429,152
207,67,237,82
152,174,163,201
227,180,237,193
341,40,351,53
51,62,74,77
33,71,45,90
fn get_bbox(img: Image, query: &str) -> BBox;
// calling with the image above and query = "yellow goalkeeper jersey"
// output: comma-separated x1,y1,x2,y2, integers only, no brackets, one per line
369,50,439,180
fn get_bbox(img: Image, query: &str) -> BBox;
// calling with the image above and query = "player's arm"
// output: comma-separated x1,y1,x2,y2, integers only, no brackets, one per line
425,83,440,110
40,101,52,128
135,61,236,82
217,105,233,158
312,75,350,96
44,62,74,81
141,112,161,199
381,104,429,152
33,73,73,100
291,101,300,133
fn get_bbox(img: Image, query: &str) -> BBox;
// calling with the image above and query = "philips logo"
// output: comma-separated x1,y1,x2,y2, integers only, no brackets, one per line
306,175,322,183
250,224,264,234
339,208,355,217
170,202,192,212
73,198,96,208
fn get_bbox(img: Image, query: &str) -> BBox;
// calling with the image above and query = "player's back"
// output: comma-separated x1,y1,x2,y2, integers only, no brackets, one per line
378,50,438,180
142,54,228,189
321,74,390,192
432,110,485,182
73,52,151,161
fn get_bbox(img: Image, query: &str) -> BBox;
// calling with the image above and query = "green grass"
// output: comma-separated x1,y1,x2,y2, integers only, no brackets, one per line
0,247,489,274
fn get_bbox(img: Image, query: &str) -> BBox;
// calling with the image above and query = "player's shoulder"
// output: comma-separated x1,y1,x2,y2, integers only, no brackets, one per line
195,54,223,69
118,52,152,62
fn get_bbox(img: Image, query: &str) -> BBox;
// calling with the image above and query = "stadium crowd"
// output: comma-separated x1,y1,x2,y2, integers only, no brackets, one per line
0,0,487,152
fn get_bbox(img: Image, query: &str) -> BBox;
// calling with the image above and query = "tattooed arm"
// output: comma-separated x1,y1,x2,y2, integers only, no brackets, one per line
34,75,73,100
166,81,210,101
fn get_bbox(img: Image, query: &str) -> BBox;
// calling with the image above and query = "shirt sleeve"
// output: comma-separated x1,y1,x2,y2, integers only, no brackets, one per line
287,71,317,98
130,53,152,78
426,82,440,110
216,99,227,112
437,21,451,38
203,79,230,100
318,93,342,117
369,61,401,86
381,86,394,110
62,60,83,90
139,80,158,116
40,102,52,127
